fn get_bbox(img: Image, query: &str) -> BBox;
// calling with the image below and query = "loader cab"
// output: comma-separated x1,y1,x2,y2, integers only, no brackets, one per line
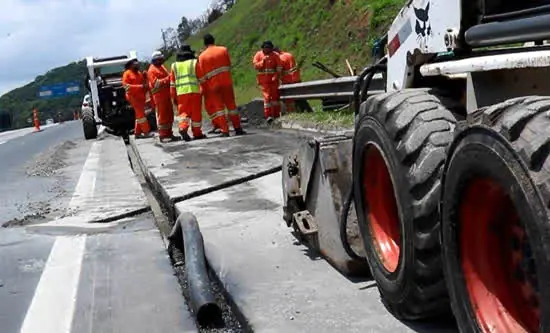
461,0,550,48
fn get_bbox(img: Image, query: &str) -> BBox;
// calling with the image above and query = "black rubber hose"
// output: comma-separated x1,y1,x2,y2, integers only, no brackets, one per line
352,58,387,115
340,186,366,261
169,212,223,328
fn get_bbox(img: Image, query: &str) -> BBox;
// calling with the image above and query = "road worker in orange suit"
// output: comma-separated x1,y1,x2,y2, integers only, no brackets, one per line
274,47,314,113
275,47,300,113
253,41,283,123
170,45,206,141
197,33,246,137
123,59,152,138
148,51,177,142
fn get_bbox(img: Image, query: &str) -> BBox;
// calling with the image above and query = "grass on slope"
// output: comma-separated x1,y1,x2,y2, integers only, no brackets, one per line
284,108,355,128
170,0,403,123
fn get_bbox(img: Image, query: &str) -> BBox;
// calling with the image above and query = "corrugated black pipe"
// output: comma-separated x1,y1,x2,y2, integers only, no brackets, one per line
169,212,223,328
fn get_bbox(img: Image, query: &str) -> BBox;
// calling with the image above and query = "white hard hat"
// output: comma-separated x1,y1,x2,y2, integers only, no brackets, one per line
151,51,163,60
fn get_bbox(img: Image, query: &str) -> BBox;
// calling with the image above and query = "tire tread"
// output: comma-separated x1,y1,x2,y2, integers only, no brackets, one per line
360,89,459,319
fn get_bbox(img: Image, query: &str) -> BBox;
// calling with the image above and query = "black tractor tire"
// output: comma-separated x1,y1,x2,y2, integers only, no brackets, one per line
353,89,460,320
82,109,97,140
441,96,550,333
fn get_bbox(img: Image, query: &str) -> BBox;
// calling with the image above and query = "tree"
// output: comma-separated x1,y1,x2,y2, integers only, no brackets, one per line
177,17,193,45
218,0,236,12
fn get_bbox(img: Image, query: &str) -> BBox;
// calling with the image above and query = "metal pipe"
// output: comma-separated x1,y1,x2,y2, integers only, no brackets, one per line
465,13,550,47
169,212,223,328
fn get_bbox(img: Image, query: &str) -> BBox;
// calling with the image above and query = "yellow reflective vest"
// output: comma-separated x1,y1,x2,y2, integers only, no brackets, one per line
171,59,200,95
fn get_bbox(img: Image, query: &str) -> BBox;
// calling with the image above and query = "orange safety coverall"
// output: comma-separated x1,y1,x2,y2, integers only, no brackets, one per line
122,69,151,135
253,50,283,119
196,45,241,134
279,51,301,113
169,61,204,138
148,64,174,138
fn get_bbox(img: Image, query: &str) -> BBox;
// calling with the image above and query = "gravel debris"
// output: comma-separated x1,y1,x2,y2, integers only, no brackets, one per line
25,140,77,177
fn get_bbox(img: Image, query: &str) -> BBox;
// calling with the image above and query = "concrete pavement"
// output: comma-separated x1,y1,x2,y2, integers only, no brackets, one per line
0,127,197,333
130,124,457,332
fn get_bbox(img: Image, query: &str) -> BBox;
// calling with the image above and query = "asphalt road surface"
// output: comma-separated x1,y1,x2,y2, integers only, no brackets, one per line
0,123,195,333
0,122,82,224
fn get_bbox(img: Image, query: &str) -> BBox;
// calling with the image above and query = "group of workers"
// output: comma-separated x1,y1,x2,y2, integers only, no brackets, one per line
122,34,305,142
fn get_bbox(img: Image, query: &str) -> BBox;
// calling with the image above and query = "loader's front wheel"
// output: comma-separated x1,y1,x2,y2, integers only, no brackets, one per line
441,97,550,333
353,89,459,320
82,109,97,140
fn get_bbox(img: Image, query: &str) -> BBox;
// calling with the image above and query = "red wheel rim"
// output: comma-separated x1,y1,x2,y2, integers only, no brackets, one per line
460,178,540,333
363,145,401,272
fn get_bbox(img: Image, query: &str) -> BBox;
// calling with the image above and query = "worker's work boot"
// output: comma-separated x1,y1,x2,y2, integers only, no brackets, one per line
179,131,192,142
266,117,274,125
235,128,247,136
136,132,154,139
193,134,207,140
160,135,181,143
208,128,221,134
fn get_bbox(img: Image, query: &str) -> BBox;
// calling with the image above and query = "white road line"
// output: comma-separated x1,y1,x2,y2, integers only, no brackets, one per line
69,141,100,209
19,236,86,333
20,140,101,333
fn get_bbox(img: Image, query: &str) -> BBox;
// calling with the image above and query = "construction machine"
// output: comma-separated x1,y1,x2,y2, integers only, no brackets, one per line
282,1,550,332
82,51,156,143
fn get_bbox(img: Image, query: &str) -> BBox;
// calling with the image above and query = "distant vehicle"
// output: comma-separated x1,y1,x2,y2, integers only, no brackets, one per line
0,111,12,132
46,118,54,125
82,51,156,143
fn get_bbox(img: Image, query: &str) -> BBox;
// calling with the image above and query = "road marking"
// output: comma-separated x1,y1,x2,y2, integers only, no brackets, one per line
20,141,101,333
19,236,86,333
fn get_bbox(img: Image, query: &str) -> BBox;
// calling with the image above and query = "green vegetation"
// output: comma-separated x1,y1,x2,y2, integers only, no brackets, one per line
0,61,88,129
170,0,404,106
1,0,406,129
283,108,355,128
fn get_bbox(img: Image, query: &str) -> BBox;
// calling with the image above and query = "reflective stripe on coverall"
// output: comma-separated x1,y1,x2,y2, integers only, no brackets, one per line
279,51,301,113
170,59,204,138
122,69,151,135
147,63,174,138
253,50,283,118
197,45,241,133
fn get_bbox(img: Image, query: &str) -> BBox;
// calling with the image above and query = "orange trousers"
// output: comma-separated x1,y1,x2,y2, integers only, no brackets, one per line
260,83,281,118
176,93,203,138
130,98,151,135
204,84,241,132
154,94,174,138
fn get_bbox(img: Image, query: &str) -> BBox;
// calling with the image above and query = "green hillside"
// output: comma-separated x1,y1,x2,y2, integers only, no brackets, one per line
0,61,88,129
171,0,404,104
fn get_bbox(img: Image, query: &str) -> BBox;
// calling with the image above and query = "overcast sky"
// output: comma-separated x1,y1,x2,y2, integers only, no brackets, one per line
0,0,210,96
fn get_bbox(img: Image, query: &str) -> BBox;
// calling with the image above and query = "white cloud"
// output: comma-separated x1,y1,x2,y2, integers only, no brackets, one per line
0,0,210,96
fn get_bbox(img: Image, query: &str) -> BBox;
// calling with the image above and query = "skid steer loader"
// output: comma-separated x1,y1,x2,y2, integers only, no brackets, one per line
282,0,550,332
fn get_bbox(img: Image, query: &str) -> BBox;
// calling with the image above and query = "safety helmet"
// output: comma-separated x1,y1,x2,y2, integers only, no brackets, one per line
151,51,164,60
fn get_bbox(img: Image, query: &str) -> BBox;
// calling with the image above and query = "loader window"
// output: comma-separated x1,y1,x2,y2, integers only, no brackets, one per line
483,0,550,19
99,64,125,76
